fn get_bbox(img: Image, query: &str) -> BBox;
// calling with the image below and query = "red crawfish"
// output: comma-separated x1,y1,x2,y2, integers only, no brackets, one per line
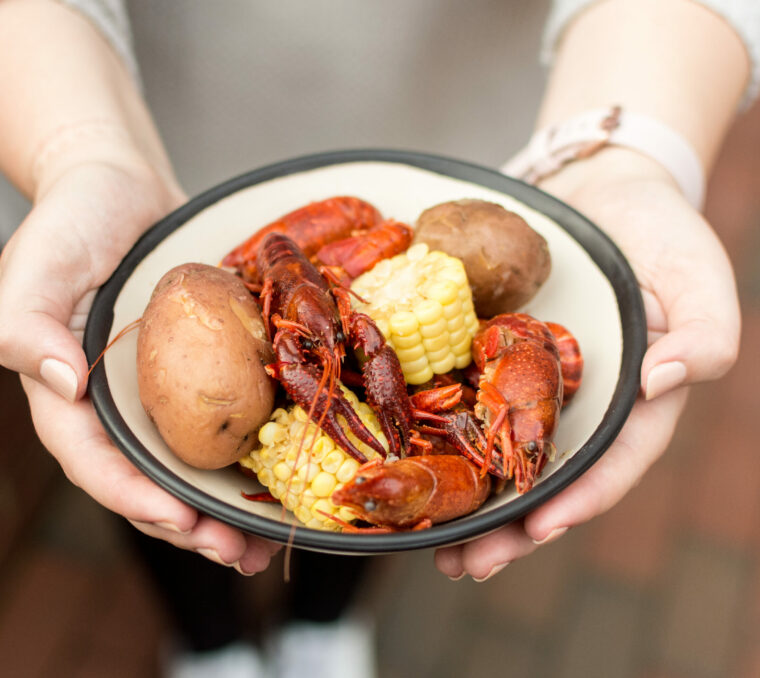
331,455,491,531
257,233,415,462
222,196,411,283
410,314,582,494
471,313,583,493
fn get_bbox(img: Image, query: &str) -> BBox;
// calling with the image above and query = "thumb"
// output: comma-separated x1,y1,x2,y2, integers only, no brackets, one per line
0,218,94,402
0,283,91,401
641,264,740,400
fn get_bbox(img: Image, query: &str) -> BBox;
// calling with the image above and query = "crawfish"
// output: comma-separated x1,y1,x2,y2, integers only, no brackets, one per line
471,313,582,493
222,196,410,283
331,455,491,531
257,233,414,461
411,314,582,494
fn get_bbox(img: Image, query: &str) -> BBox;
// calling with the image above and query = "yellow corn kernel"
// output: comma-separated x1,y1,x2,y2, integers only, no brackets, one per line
414,299,442,325
336,458,360,483
393,332,424,349
311,472,337,497
426,280,458,306
405,366,434,385
429,353,457,374
419,317,448,339
399,354,430,376
395,344,426,363
422,333,449,353
390,311,419,336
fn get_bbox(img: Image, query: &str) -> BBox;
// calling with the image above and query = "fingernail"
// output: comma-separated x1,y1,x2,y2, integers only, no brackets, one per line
233,561,255,577
40,358,78,402
472,562,508,582
645,361,687,400
196,547,232,566
532,526,568,545
155,520,191,535
447,572,466,582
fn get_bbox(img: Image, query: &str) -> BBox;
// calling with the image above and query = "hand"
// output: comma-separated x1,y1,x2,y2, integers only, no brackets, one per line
435,148,741,580
0,160,280,574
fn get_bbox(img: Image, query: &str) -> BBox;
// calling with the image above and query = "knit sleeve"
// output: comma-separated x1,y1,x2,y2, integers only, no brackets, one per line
56,0,140,83
543,0,760,109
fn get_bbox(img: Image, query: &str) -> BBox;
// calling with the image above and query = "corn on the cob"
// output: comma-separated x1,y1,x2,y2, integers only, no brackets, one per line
350,242,479,385
239,388,388,530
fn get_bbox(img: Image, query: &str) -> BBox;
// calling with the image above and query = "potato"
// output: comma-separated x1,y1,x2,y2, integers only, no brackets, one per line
137,263,276,469
413,199,551,317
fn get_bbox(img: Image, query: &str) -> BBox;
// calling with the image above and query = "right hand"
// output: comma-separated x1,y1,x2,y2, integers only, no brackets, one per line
0,160,280,574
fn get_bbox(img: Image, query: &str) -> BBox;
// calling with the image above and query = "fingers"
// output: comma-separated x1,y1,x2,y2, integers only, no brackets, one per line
23,375,198,527
0,163,184,401
643,312,740,400
24,376,281,574
0,208,94,400
130,517,281,576
640,215,740,399
523,389,687,543
24,374,281,576
436,389,688,581
435,522,537,581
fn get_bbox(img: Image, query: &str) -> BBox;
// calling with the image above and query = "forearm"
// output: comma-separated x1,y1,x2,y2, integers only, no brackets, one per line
540,0,750,175
0,0,176,200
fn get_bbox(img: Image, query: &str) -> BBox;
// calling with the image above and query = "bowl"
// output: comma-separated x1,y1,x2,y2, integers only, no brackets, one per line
84,149,645,554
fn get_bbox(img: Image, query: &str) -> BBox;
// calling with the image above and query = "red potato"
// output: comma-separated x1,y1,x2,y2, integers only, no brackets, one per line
413,199,551,316
137,263,276,469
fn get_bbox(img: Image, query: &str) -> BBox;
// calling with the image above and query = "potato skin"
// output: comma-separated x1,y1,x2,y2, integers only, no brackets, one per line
413,199,551,317
137,263,276,469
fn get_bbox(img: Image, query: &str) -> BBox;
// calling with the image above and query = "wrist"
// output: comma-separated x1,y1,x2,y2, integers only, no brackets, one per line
536,146,679,201
31,119,182,206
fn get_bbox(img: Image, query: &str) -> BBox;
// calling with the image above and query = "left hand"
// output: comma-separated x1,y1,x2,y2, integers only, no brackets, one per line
435,148,740,580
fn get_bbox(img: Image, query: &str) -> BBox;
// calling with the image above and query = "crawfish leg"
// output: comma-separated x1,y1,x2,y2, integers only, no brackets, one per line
414,410,505,479
477,381,515,478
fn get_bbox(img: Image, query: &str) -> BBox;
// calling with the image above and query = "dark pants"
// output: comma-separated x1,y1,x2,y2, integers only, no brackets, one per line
127,526,369,652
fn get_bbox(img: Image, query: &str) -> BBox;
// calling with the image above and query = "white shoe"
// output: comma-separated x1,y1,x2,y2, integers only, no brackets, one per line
164,641,270,678
270,617,376,678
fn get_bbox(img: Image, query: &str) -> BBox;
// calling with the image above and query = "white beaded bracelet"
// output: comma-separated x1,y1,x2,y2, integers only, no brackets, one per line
502,106,706,210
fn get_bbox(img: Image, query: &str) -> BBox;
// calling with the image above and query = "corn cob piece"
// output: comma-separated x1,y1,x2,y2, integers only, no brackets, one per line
350,242,480,385
239,388,388,531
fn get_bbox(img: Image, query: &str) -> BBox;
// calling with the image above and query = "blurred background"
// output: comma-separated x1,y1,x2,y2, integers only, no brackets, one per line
1,1,759,676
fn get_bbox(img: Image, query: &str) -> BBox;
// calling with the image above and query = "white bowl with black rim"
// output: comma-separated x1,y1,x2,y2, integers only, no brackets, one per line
84,149,645,555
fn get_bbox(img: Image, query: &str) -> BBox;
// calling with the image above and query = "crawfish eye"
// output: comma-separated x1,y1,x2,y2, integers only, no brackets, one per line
354,476,366,484
526,441,537,452
302,338,313,350
335,330,345,343
363,499,377,512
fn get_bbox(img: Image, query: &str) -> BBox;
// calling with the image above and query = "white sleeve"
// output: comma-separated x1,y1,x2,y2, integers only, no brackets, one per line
543,0,760,109
56,0,140,83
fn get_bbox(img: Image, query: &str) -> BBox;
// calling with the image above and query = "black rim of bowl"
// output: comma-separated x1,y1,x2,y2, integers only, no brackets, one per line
84,149,646,554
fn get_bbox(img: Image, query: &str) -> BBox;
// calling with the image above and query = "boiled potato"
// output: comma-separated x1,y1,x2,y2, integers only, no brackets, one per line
413,199,551,317
137,263,276,469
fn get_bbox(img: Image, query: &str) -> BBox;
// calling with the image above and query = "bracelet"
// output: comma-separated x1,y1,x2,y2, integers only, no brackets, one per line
502,106,705,209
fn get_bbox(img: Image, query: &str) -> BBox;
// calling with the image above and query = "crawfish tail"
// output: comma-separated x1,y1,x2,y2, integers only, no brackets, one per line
222,196,383,281
314,220,413,279
545,321,583,405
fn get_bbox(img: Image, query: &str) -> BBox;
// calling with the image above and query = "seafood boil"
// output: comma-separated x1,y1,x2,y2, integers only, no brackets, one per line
137,196,583,532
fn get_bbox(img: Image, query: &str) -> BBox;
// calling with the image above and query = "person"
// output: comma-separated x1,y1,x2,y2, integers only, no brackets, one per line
0,0,753,675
